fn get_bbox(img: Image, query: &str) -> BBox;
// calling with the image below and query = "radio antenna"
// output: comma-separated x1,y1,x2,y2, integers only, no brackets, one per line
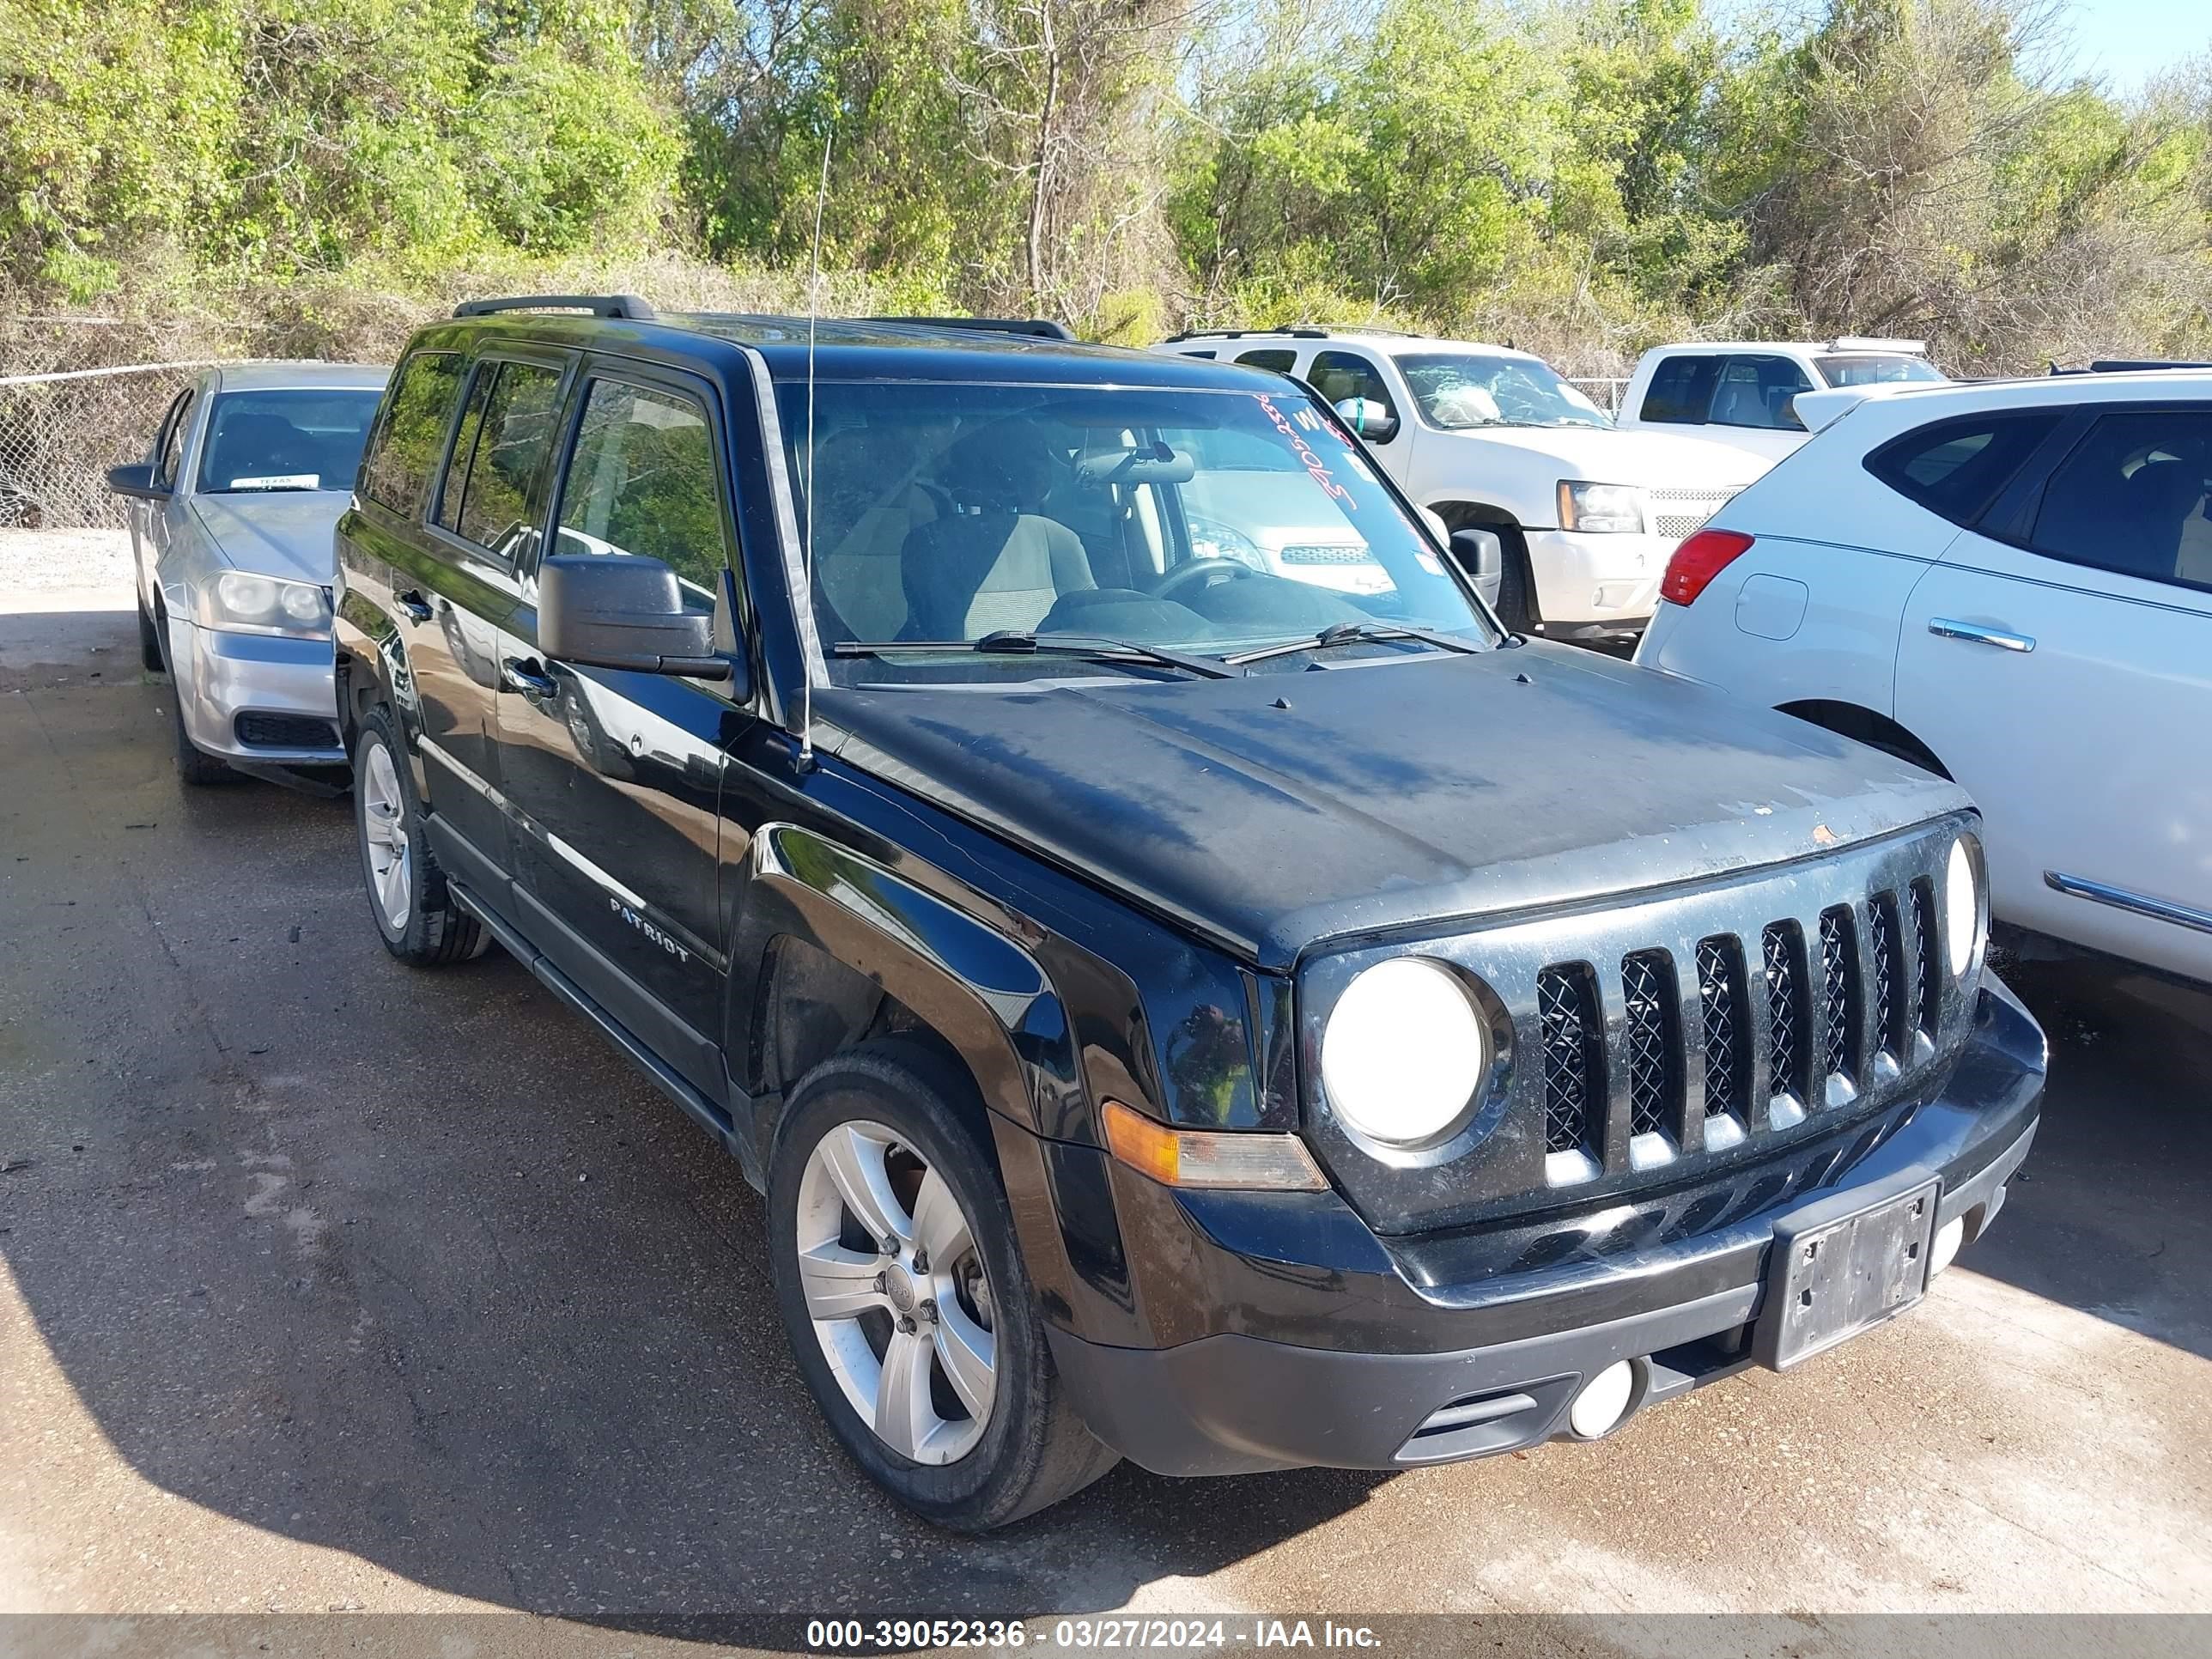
799,127,832,769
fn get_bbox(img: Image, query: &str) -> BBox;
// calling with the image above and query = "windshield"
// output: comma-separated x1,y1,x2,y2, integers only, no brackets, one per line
1397,353,1613,431
1816,354,1944,388
197,388,383,494
780,380,1493,685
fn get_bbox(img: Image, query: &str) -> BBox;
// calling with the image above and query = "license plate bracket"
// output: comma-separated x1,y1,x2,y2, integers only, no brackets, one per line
1755,1176,1942,1370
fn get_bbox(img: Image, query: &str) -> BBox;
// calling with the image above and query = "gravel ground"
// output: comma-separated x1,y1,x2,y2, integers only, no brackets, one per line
1,534,2207,1651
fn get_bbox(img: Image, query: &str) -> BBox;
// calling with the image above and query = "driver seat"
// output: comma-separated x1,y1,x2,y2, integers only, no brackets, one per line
900,427,1095,637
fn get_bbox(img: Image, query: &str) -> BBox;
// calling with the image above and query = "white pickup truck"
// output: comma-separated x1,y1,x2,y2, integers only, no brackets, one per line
1152,327,1762,637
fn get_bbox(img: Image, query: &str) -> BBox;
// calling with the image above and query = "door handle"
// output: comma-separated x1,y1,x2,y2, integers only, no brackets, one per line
1928,617,2034,653
395,589,434,623
500,657,557,698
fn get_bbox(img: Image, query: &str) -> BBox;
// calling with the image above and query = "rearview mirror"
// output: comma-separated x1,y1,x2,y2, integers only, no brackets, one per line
538,555,734,683
106,463,168,502
1333,397,1399,444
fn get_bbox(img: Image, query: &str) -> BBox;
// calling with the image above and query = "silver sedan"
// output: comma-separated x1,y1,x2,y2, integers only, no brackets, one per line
109,361,386,785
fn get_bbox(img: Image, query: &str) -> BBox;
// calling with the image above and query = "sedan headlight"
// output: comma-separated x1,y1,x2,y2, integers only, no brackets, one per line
1556,481,1647,534
1321,957,1489,1147
196,569,331,639
1945,833,1984,976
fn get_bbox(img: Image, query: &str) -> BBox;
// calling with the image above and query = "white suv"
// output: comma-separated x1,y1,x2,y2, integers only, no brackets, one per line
1617,338,1945,465
1635,370,2212,986
1152,328,1762,638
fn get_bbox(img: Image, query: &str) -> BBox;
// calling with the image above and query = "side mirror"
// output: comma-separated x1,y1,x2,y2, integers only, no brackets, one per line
106,463,168,501
1449,526,1505,612
1333,397,1400,444
538,555,735,684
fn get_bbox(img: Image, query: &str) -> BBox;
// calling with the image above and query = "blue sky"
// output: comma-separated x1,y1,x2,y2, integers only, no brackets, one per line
2052,0,2210,92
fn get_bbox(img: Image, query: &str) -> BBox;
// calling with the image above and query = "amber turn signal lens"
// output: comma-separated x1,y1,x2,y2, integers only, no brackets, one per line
1101,1100,1328,1192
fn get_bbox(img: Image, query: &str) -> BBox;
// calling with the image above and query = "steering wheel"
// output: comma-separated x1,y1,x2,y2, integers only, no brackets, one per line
1152,556,1259,605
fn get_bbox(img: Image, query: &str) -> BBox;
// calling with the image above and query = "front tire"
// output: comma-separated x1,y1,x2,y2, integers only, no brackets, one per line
353,708,487,965
137,592,166,672
169,683,235,787
768,1042,1118,1530
1493,526,1538,635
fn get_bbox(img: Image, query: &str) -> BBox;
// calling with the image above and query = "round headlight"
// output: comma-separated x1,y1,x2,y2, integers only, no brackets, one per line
1321,957,1488,1147
219,571,278,619
280,582,324,623
1945,836,1980,976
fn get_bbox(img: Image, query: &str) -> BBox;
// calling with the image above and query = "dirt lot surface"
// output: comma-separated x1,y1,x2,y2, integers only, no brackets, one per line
1,535,2206,1650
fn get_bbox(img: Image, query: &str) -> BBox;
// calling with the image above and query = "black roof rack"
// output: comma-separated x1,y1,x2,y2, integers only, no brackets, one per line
452,294,659,322
1164,326,1329,342
2049,358,2212,375
861,316,1075,341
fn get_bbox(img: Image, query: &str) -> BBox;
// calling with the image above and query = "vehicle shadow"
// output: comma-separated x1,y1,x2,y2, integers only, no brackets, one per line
1969,957,2212,1364
0,679,1393,1622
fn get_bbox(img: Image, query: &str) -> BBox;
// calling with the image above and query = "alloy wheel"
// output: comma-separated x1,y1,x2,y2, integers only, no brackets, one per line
793,1120,998,1465
360,739,413,932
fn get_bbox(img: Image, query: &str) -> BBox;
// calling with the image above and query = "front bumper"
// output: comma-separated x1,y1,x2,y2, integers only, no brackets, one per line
1046,976,2044,1476
1521,528,1671,627
170,618,346,765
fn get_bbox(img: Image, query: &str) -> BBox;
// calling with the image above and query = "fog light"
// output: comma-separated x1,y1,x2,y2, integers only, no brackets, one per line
1568,1359,1636,1439
1930,1215,1966,1276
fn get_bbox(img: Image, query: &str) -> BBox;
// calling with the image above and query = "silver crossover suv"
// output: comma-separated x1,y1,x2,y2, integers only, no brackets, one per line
109,360,386,784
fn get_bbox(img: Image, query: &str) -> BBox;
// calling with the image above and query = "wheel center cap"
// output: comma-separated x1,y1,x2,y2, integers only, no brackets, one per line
884,1262,918,1315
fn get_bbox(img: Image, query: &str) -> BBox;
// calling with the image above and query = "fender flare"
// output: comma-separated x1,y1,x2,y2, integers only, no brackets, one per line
727,823,1078,1158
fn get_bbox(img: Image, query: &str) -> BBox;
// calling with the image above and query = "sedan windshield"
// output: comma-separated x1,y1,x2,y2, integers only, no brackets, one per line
1397,353,1612,431
197,389,384,494
781,379,1493,684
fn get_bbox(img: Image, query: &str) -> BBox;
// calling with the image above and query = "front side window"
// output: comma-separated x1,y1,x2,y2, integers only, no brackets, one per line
1865,411,2062,528
362,352,463,516
197,387,384,494
554,380,730,605
1639,356,1718,425
444,361,564,560
2031,410,2212,591
1817,354,1944,388
1399,352,1611,430
780,378,1491,684
1306,351,1398,441
154,389,194,488
1707,355,1814,430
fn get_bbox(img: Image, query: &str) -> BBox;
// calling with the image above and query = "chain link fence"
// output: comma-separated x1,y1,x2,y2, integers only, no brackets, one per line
0,362,208,529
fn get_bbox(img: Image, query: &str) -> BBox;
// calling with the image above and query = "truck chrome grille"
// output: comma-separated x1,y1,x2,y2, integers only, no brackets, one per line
1819,908,1857,1085
1535,965,1601,1155
1278,544,1370,565
1621,951,1677,1139
1696,937,1747,1120
1647,484,1739,540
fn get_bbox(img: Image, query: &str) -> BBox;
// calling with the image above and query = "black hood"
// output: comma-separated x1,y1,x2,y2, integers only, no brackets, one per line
818,643,1972,969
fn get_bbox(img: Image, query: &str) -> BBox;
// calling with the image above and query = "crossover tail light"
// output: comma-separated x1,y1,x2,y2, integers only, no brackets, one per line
1659,529,1756,607
1102,1100,1328,1192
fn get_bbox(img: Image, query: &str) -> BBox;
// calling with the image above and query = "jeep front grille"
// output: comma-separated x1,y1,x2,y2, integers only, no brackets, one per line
1911,878,1941,1043
1819,908,1857,1088
1621,951,1678,1139
1535,965,1601,1155
1762,922,1805,1105
1869,893,1903,1064
1696,937,1748,1120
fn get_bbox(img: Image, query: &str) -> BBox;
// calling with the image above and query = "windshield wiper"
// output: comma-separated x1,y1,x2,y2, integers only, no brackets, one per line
834,630,1240,679
1221,620,1486,667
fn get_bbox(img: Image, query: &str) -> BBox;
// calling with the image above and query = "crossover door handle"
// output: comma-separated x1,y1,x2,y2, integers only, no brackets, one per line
395,589,434,623
500,657,557,698
1927,617,2034,653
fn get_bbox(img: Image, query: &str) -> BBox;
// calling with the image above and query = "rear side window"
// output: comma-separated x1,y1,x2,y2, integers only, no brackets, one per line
1639,356,1719,424
360,351,462,516
2030,410,2212,592
442,361,565,560
554,380,730,601
1865,411,2061,529
1708,355,1813,430
1236,349,1297,372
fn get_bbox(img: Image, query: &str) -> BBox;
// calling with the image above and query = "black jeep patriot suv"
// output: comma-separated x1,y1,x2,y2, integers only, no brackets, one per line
333,295,2045,1529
